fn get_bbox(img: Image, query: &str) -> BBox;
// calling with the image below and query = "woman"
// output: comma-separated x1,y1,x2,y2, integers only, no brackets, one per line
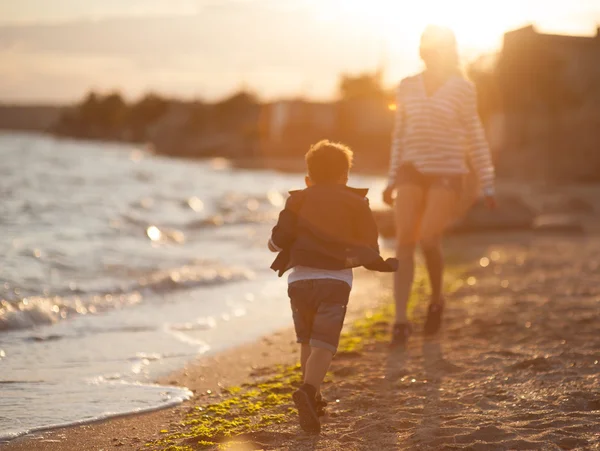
383,25,496,347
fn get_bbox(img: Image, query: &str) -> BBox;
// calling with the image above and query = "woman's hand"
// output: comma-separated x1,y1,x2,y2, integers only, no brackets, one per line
484,195,497,210
383,185,396,207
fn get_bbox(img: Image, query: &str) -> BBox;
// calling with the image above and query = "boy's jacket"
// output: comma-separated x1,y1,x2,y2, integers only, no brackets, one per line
270,184,398,276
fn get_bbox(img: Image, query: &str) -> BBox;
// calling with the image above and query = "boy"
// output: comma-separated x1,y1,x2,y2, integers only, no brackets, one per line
268,140,398,434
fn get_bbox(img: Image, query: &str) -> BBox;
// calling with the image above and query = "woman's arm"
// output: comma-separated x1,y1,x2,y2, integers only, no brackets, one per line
383,84,405,206
388,84,405,187
461,82,495,197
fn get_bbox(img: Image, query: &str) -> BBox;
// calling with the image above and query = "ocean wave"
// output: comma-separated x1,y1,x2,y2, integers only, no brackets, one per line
180,191,283,229
163,325,211,354
186,212,277,229
0,264,254,333
0,293,143,332
115,190,285,235
167,316,217,332
131,264,254,293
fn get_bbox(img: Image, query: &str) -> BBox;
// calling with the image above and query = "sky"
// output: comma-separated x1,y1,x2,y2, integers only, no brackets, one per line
0,0,599,103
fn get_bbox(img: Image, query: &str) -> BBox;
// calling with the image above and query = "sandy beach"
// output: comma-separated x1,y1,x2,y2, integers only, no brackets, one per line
3,3,600,449
3,227,599,451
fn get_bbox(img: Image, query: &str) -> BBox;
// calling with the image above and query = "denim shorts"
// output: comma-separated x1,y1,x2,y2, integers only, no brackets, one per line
288,279,351,354
396,163,462,196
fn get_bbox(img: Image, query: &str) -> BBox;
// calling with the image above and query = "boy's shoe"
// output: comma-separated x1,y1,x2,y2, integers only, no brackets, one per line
390,322,412,348
424,302,444,336
292,384,321,434
315,394,327,417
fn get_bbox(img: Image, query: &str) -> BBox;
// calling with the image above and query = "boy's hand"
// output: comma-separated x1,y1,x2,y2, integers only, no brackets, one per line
382,186,395,207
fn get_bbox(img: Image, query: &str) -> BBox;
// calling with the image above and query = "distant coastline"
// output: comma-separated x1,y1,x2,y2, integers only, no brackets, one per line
0,71,399,175
0,104,65,132
4,24,600,184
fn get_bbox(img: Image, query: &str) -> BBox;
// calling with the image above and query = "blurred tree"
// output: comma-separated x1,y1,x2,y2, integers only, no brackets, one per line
77,91,101,124
184,100,209,132
214,91,258,116
336,70,392,169
129,93,169,140
338,70,387,102
98,92,127,129
130,93,168,125
213,90,260,131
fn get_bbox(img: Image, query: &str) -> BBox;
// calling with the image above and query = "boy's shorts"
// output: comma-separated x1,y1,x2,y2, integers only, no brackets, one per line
288,279,351,354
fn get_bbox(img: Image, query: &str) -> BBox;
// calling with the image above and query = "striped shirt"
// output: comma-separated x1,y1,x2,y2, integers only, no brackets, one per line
388,73,495,195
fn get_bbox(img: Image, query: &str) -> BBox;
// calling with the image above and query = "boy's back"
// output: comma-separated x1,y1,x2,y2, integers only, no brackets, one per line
290,184,376,249
270,184,385,275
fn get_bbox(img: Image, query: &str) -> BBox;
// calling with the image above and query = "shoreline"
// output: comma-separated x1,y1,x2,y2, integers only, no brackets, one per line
0,386,192,443
1,328,303,450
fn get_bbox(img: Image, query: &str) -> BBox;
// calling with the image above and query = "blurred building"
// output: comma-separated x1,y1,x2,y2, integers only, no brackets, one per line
496,25,600,182
258,100,337,162
258,96,393,171
264,100,336,145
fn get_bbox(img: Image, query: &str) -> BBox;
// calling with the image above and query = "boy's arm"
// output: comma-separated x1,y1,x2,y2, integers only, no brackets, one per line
355,197,399,273
269,194,301,252
268,238,282,253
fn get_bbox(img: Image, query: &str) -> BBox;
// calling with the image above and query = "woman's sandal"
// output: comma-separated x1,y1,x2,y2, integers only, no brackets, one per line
424,302,445,336
390,322,413,348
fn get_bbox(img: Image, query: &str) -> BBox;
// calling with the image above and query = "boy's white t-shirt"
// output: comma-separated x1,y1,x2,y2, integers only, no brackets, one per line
288,266,353,288
269,238,353,287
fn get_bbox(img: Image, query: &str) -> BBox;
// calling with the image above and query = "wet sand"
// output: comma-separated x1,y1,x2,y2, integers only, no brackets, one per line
4,231,600,450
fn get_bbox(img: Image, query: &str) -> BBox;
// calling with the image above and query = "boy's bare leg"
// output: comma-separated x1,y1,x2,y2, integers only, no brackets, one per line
301,344,325,399
300,344,311,377
301,344,320,394
303,347,333,393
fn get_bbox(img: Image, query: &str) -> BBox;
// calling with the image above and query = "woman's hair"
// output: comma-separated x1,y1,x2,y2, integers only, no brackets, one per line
419,25,461,75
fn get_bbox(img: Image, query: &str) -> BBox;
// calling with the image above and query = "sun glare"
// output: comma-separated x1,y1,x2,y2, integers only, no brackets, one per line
318,0,535,53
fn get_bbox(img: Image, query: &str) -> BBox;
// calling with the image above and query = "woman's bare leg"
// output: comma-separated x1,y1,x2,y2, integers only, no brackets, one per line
393,185,425,324
419,187,459,305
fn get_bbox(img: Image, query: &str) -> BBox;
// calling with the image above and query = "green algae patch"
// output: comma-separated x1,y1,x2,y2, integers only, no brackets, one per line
162,446,197,451
145,304,399,450
145,366,300,450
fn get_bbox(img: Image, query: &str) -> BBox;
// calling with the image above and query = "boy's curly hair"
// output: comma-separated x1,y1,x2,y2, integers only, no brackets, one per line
305,140,353,184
